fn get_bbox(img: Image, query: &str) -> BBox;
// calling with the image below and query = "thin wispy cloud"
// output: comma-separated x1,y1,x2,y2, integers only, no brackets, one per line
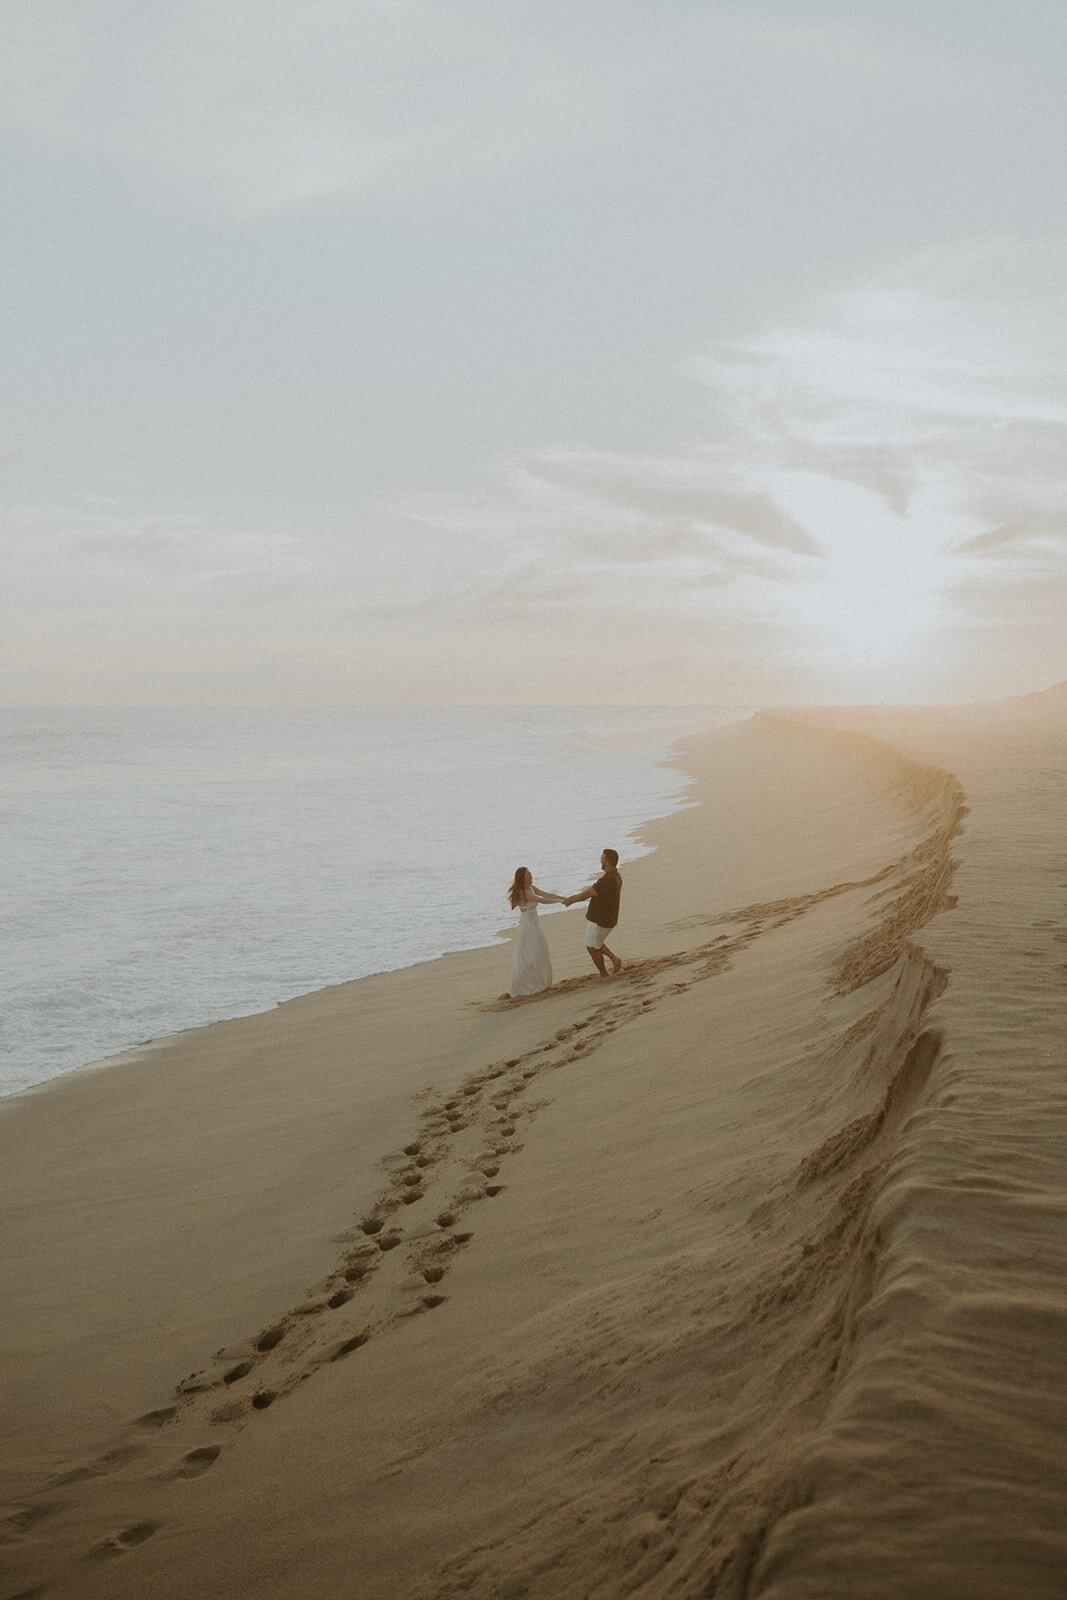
0,1,622,214
382,240,1066,698
4,504,309,641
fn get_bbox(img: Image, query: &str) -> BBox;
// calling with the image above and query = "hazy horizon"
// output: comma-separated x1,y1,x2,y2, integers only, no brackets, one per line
5,680,1064,711
3,2,1064,707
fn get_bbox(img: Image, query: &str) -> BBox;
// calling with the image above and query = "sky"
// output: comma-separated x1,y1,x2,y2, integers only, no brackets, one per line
1,0,1064,706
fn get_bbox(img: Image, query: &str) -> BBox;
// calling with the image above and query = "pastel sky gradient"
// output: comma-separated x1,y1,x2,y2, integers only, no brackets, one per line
2,1,1064,704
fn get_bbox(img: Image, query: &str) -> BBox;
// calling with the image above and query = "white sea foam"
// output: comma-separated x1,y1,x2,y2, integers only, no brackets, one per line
0,706,747,1098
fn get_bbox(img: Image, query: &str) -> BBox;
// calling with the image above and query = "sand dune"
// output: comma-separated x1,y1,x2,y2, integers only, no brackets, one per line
1,692,1063,1598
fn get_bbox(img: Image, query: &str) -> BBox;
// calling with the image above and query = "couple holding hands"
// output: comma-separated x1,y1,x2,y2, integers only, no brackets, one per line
507,849,622,998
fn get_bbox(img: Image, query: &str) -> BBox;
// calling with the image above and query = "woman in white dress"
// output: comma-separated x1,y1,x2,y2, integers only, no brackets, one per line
507,867,563,998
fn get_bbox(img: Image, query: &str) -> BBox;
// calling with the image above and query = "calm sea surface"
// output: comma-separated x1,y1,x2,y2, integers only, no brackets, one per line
0,706,747,1099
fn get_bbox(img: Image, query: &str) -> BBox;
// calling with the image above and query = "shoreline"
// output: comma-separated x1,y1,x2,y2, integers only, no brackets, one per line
1,694,1064,1599
1,713,714,1107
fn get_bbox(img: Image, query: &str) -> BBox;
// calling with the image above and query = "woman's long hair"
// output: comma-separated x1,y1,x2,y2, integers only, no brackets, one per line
508,867,530,909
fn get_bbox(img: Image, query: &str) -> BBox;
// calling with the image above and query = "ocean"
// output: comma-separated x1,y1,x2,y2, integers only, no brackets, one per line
1,705,746,1098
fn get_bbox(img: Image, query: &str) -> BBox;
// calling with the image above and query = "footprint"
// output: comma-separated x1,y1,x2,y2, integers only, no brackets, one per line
52,1445,141,1489
251,1390,277,1410
6,1501,59,1533
254,1325,287,1353
92,1520,160,1558
51,1463,103,1489
179,1445,221,1479
210,1399,248,1424
330,1333,369,1361
223,1361,254,1385
175,1372,213,1395
403,1293,449,1316
136,1406,178,1429
416,1230,472,1272
343,1242,379,1267
327,1288,354,1309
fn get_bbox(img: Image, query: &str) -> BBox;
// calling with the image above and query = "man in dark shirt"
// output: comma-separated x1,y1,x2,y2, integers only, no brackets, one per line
565,848,623,977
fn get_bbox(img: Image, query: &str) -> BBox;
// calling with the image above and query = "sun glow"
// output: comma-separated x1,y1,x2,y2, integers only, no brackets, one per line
767,472,956,670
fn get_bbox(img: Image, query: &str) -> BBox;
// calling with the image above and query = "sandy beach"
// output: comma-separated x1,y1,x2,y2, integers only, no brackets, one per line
1,690,1064,1600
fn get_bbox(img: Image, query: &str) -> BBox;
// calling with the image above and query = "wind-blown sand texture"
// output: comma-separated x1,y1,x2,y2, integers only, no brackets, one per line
1,690,1064,1599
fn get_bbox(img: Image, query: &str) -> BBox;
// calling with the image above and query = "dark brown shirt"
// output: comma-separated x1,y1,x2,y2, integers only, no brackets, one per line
586,869,622,929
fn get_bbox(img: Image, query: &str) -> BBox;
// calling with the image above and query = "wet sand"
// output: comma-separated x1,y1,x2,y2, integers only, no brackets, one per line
1,688,1064,1599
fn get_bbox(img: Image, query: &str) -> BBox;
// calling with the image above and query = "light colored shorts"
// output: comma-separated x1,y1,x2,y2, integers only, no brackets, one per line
585,923,613,949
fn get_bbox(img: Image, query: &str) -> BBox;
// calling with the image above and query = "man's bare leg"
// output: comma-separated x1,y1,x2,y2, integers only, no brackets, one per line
587,946,608,977
601,942,623,974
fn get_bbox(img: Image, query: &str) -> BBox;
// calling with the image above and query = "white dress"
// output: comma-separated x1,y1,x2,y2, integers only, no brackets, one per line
509,900,552,997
